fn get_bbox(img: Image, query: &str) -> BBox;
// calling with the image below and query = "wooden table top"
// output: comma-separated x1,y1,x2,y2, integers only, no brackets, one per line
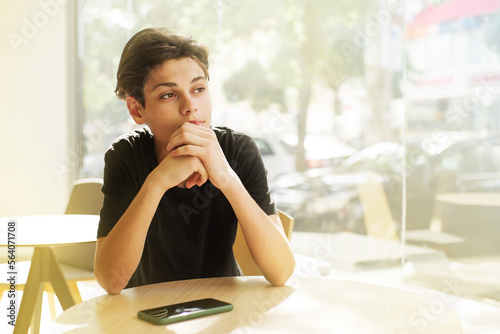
0,214,99,247
52,276,462,334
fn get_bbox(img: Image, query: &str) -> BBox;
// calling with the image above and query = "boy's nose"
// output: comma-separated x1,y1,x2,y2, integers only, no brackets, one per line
180,94,197,114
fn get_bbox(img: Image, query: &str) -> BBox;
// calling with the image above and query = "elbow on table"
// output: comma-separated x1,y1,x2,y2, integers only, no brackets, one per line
100,279,126,295
105,285,124,295
99,278,126,295
266,258,296,287
267,270,294,287
94,269,128,295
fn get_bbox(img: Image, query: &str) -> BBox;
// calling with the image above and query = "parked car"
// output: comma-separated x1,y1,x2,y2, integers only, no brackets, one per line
270,168,387,233
252,137,296,181
282,134,358,169
271,135,500,233
254,135,357,181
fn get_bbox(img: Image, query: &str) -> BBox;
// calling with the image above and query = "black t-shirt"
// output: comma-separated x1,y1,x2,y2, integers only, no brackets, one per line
97,126,277,288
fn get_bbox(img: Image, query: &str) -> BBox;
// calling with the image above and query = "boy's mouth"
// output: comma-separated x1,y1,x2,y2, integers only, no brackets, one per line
188,120,204,126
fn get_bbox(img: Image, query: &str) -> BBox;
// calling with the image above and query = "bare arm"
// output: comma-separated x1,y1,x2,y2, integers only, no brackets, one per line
94,154,207,295
169,123,295,286
94,177,164,295
223,173,295,286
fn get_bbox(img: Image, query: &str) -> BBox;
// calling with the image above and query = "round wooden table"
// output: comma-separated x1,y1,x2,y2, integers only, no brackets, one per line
52,276,462,334
435,192,500,256
436,192,500,207
0,214,99,334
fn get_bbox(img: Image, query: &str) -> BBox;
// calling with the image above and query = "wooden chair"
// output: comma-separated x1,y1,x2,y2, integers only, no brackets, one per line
52,178,104,302
233,210,294,276
64,178,104,216
0,178,103,332
356,172,463,249
356,172,399,241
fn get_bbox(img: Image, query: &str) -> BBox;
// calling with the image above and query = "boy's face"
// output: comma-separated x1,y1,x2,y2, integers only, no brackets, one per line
129,57,212,153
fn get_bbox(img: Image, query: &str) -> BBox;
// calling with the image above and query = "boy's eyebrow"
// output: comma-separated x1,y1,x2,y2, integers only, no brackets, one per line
150,76,206,92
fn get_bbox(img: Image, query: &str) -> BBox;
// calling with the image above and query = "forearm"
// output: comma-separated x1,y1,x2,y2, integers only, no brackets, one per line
221,173,295,286
94,177,165,294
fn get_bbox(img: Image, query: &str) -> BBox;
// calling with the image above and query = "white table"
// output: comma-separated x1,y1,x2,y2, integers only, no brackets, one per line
0,215,99,334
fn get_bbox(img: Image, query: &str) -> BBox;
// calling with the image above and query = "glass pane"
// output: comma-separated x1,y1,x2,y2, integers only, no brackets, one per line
404,0,500,308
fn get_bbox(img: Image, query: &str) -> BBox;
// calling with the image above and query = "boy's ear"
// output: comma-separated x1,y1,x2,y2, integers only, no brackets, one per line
126,96,145,125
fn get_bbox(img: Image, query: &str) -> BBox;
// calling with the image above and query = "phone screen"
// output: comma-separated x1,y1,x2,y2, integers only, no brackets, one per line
137,298,233,325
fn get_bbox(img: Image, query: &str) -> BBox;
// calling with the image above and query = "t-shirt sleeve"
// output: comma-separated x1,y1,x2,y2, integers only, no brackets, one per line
97,142,141,238
233,135,278,216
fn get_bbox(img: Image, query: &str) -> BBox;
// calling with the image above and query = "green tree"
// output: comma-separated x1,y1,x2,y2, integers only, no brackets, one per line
219,0,369,171
320,35,364,135
223,60,285,112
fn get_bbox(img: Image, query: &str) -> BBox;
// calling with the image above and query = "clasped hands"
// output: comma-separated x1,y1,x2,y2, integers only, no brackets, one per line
155,122,232,191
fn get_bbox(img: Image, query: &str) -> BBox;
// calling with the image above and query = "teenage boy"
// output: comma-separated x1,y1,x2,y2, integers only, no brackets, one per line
94,28,295,295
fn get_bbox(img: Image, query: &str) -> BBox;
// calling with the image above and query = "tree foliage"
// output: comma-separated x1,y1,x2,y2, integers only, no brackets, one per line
218,0,371,170
82,0,389,170
223,60,285,112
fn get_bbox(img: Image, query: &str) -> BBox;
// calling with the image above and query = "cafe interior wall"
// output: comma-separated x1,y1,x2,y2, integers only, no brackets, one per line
0,0,72,216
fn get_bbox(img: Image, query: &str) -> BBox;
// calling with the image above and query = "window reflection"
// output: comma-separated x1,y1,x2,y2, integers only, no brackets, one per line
405,0,500,307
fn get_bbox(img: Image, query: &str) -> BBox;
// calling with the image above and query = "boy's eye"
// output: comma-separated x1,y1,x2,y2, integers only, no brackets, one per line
161,92,175,99
194,87,205,93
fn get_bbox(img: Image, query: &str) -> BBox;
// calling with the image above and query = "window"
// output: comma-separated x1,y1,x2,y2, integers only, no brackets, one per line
78,0,500,309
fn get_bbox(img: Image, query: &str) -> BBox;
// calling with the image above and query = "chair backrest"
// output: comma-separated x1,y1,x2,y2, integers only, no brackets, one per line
65,178,104,215
356,172,399,241
233,210,294,276
55,178,103,271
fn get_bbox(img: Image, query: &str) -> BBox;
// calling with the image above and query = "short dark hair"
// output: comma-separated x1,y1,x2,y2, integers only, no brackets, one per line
115,28,209,107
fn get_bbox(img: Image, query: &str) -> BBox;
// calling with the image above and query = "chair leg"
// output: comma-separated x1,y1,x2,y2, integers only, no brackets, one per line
40,282,83,321
14,282,43,334
68,281,83,304
30,290,43,334
46,288,58,320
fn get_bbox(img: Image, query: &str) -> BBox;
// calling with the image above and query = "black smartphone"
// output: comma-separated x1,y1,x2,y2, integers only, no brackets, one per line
137,298,233,325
